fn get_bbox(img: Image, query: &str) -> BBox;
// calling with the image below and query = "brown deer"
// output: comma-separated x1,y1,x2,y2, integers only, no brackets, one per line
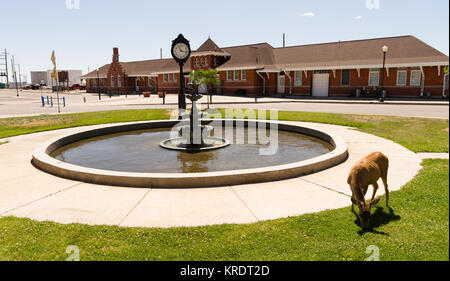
347,152,389,229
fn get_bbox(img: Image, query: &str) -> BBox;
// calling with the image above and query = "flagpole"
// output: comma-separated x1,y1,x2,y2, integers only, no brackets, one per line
52,51,61,113
55,63,60,114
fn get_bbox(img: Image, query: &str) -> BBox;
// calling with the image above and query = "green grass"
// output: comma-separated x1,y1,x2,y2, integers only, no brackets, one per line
0,160,447,261
0,109,447,152
218,109,449,153
0,109,171,139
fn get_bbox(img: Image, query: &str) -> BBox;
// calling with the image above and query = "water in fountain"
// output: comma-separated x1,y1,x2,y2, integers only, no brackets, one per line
159,86,230,152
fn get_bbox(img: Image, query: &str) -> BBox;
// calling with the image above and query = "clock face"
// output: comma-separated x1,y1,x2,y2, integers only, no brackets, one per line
173,43,190,60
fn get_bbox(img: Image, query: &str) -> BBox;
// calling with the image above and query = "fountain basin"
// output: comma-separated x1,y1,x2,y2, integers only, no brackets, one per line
160,137,231,152
32,119,348,188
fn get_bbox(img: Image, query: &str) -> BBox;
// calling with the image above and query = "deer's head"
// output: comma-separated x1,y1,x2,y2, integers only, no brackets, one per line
352,197,380,229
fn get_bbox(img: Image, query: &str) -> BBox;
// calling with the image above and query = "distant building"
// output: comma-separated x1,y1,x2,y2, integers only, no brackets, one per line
30,71,47,85
82,35,449,98
30,69,83,86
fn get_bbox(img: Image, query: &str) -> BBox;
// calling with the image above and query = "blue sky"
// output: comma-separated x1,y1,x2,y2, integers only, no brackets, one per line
1,0,449,82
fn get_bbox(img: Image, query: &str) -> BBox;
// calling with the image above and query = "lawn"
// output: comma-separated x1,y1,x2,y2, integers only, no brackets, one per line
0,109,448,260
218,109,449,153
0,109,171,140
0,159,447,261
0,109,447,152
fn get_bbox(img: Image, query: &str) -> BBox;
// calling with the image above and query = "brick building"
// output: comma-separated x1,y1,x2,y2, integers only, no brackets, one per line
82,35,449,98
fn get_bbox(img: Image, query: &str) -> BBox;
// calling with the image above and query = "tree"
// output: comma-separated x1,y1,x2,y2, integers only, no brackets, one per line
189,69,219,108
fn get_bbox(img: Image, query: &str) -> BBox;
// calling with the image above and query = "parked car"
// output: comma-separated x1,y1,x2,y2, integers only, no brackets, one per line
69,84,86,90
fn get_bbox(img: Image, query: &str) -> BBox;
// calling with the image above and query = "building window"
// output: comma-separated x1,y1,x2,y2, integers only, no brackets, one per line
200,58,205,67
294,71,302,86
241,70,246,81
110,76,114,88
169,74,173,82
396,70,407,86
174,73,177,82
164,74,168,82
117,76,121,88
205,57,208,67
234,70,240,80
227,71,233,80
369,69,379,86
341,69,350,86
410,70,421,86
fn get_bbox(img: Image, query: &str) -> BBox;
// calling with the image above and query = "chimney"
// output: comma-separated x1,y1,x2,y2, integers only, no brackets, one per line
112,47,119,63
283,33,286,48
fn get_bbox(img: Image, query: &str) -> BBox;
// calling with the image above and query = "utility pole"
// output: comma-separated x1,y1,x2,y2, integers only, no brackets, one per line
18,64,22,91
0,49,9,87
11,56,18,97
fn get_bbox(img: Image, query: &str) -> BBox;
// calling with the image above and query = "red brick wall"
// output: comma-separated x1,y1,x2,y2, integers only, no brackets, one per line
218,69,261,95
157,73,182,94
288,71,312,96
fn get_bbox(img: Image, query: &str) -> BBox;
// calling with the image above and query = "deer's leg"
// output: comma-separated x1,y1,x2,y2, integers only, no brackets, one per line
382,176,389,207
350,196,355,212
371,182,379,201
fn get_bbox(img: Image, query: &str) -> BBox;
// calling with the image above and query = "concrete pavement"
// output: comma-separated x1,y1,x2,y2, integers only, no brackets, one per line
0,89,448,119
0,121,423,228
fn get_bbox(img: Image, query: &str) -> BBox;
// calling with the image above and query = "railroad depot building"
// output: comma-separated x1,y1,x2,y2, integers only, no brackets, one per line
81,35,449,98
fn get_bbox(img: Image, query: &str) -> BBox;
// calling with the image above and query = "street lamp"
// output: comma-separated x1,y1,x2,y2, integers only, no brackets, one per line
380,45,388,102
96,68,101,100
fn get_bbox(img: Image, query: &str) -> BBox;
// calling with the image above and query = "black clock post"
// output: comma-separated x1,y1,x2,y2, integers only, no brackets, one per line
171,34,192,119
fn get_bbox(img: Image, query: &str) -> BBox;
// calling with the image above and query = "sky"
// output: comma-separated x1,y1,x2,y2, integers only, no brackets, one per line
1,0,449,83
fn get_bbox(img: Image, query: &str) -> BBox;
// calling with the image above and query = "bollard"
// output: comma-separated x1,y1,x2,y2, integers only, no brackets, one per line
83,97,86,103
63,97,66,107
163,93,165,105
50,97,53,107
47,96,50,105
41,96,45,107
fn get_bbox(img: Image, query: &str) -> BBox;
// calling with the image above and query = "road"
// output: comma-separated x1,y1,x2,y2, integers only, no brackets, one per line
0,89,448,119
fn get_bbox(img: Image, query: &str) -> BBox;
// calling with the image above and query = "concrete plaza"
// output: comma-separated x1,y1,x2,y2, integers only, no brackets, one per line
0,89,448,119
0,121,423,228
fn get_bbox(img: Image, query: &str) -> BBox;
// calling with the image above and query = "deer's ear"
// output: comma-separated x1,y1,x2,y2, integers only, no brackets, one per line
370,197,381,207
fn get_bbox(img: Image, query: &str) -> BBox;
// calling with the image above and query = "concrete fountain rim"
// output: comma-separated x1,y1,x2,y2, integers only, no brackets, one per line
31,119,348,188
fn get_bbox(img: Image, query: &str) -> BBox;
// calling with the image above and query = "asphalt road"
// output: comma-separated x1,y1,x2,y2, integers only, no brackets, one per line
0,89,448,119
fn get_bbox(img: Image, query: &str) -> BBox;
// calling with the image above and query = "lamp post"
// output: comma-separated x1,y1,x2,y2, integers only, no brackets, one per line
380,45,388,102
97,68,101,100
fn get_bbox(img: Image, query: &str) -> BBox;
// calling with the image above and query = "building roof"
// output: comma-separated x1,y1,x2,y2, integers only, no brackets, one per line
121,59,176,76
81,64,110,79
191,38,230,57
81,35,448,79
272,35,449,71
215,43,276,71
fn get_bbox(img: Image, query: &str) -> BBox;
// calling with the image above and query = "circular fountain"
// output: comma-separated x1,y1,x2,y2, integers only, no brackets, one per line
32,69,347,188
32,115,348,188
159,91,230,152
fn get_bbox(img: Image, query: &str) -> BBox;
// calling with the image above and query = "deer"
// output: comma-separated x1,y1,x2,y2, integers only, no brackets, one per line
347,152,389,229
